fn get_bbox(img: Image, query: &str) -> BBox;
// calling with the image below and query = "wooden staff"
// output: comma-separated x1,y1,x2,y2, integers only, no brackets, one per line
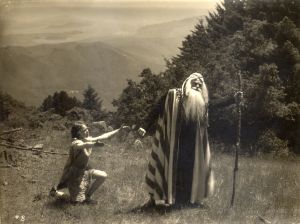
230,71,242,207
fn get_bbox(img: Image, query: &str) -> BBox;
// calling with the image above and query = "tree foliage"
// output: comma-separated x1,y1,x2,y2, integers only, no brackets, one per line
40,91,81,116
112,68,167,127
0,90,25,121
82,85,107,121
40,86,107,120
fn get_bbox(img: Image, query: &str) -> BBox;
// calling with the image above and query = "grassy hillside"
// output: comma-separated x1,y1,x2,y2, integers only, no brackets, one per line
0,123,299,223
0,41,144,109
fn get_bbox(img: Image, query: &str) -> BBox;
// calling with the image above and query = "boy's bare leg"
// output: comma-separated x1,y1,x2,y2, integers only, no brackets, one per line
86,170,107,200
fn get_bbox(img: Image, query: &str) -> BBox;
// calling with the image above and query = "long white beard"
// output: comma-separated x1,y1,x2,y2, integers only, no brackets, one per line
182,82,208,122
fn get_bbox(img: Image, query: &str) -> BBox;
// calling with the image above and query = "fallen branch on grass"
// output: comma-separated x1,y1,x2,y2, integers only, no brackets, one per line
0,128,23,136
258,215,271,224
0,143,68,155
0,165,13,168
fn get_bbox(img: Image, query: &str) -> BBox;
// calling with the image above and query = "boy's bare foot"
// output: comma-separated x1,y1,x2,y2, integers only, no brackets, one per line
49,186,65,198
49,187,57,197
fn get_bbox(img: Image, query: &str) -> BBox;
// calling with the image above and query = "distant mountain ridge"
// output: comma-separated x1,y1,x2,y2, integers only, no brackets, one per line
136,16,202,38
0,16,202,109
100,16,202,74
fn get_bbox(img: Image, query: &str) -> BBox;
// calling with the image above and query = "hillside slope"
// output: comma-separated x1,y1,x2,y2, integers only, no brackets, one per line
0,41,144,109
102,17,202,71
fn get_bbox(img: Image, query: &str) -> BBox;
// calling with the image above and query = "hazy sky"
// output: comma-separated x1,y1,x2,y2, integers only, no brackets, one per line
1,0,222,46
2,0,221,8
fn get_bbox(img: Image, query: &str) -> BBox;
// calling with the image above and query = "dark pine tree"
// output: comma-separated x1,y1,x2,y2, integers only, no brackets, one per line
82,85,103,111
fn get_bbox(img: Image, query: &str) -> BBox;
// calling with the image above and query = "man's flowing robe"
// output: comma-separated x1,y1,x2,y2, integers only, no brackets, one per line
145,89,214,205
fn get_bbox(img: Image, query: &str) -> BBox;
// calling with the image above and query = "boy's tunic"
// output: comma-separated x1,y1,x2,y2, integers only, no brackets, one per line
58,139,94,202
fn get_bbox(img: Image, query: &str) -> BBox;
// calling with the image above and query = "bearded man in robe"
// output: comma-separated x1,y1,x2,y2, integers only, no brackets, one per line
138,72,215,207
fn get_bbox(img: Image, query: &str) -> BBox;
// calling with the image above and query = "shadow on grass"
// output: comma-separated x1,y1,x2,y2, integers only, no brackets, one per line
128,203,172,215
45,196,71,210
45,195,99,209
115,202,208,215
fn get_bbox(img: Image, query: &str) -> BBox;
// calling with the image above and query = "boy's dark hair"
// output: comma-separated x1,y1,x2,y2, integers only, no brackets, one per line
71,121,86,139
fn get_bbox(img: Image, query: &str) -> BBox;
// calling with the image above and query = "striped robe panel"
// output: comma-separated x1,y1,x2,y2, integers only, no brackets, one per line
145,89,180,205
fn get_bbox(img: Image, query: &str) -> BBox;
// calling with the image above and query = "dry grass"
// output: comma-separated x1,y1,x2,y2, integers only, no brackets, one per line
0,127,300,224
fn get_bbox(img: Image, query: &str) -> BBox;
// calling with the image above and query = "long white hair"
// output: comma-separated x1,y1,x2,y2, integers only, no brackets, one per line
181,73,209,122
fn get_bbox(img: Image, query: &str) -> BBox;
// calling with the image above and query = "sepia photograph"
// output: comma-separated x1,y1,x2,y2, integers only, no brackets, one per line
0,0,300,223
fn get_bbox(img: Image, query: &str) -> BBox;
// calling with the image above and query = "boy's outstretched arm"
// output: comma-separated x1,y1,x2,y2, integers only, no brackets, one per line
86,125,130,142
